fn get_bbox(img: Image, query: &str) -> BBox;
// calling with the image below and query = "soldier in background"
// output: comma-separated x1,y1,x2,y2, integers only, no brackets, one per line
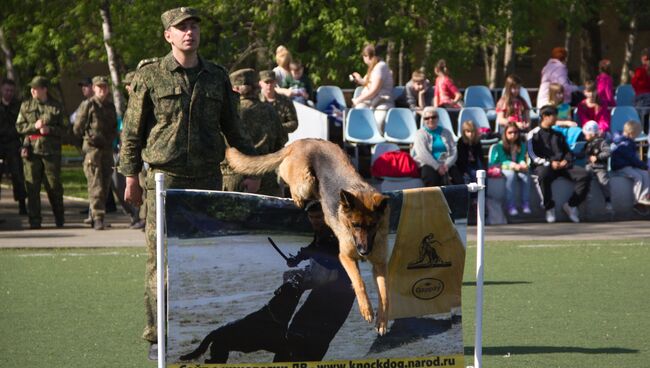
15,76,67,229
259,70,299,135
73,76,118,230
0,78,27,215
118,7,259,359
222,68,286,196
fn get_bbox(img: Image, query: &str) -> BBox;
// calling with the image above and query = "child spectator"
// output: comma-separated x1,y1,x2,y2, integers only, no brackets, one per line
433,59,462,108
456,120,484,184
596,59,616,109
496,74,531,132
610,120,650,214
577,80,610,134
548,83,576,127
527,105,592,223
404,69,433,113
580,120,613,212
283,60,313,106
412,107,463,186
489,123,531,215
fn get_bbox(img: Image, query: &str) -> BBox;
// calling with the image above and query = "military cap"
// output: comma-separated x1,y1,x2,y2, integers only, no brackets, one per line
123,71,136,85
77,77,92,86
230,68,258,87
92,76,109,86
30,76,49,88
259,70,276,82
161,7,201,29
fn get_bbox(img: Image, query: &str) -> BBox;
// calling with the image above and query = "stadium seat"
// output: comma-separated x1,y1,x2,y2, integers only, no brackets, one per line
370,142,424,191
615,85,635,107
353,86,363,99
383,108,417,144
519,87,539,122
610,106,647,143
344,108,385,145
458,107,499,145
435,107,459,141
315,85,346,112
464,85,496,123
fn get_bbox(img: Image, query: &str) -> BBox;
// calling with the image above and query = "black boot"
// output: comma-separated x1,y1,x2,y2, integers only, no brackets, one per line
19,200,27,215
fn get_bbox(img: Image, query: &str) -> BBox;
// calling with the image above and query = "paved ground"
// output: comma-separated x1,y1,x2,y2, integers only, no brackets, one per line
0,187,647,248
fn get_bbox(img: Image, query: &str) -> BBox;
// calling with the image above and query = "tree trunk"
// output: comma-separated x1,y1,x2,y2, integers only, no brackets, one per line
422,32,432,71
0,27,16,83
489,45,499,89
564,2,576,59
398,39,405,86
502,8,514,79
620,15,636,85
99,0,125,117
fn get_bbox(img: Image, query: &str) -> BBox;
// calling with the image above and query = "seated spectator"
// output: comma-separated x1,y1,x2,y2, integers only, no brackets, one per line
580,121,613,212
456,120,484,184
432,59,462,108
496,74,531,132
596,59,616,109
536,46,578,108
273,45,294,97
489,123,531,216
610,120,650,214
548,82,576,127
350,43,395,132
631,47,650,108
527,105,591,223
412,107,463,187
404,69,433,113
577,80,610,134
282,60,313,106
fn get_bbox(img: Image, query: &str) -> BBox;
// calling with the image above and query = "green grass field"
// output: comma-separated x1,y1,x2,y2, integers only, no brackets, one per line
0,240,648,367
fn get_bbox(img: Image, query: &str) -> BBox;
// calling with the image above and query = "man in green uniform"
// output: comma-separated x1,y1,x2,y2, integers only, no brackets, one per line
73,76,117,230
0,78,27,215
259,70,299,135
222,68,287,196
15,76,67,229
118,7,259,359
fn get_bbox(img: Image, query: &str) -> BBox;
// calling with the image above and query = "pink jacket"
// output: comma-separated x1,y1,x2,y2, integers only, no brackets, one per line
536,58,577,108
577,100,610,133
596,72,616,108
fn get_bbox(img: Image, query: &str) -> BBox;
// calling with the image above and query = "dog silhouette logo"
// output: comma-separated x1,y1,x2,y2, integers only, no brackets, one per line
407,233,451,269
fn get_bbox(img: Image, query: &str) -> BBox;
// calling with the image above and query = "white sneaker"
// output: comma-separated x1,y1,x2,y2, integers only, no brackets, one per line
545,209,556,223
563,203,580,223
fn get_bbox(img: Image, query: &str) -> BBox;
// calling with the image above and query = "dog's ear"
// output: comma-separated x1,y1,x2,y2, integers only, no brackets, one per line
340,189,356,210
373,194,389,213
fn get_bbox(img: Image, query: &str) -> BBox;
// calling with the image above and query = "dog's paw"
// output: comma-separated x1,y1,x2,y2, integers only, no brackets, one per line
358,302,374,323
376,316,388,336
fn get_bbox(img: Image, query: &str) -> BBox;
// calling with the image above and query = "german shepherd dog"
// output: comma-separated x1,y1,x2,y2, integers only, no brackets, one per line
226,138,390,335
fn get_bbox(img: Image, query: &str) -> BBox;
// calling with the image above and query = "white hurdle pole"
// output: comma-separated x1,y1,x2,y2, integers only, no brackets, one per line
467,171,486,368
155,172,166,368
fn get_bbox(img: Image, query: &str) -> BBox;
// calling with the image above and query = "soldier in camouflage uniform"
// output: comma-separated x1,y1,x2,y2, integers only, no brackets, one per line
0,78,27,215
259,70,299,135
118,7,258,358
73,76,118,230
15,76,67,229
222,69,287,196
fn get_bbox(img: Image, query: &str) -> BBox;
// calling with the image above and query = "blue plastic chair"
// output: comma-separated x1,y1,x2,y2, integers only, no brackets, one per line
458,107,499,145
615,85,635,107
435,107,458,141
383,108,417,144
519,87,539,122
610,106,647,142
344,108,386,145
392,86,405,101
353,86,363,99
315,86,346,112
464,85,496,122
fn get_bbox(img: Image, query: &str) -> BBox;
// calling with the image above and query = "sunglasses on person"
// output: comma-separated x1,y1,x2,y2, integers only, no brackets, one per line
423,115,438,121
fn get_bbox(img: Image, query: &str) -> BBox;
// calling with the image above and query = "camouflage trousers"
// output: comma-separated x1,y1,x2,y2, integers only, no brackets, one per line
222,172,282,197
22,153,64,226
0,141,26,202
142,168,222,343
83,148,114,220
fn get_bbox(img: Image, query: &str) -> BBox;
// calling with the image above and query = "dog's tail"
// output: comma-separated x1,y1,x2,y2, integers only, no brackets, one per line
179,330,218,361
225,145,291,176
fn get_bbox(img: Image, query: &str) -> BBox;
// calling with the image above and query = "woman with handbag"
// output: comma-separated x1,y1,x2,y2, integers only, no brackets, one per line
488,123,531,216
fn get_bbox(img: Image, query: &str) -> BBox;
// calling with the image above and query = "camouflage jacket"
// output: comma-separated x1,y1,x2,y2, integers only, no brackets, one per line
73,95,117,151
15,97,67,156
119,52,255,177
221,96,287,175
0,99,20,144
260,92,298,134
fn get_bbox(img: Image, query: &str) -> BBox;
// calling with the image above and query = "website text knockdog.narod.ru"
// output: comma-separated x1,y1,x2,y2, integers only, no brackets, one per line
171,355,464,368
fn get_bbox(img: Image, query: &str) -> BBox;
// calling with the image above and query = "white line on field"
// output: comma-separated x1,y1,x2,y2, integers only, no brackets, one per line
11,252,147,257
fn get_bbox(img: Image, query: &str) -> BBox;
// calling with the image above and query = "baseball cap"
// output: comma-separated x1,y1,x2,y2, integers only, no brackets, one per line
78,77,92,86
92,76,109,86
229,68,258,87
259,70,276,82
582,120,600,135
161,7,201,29
30,76,49,88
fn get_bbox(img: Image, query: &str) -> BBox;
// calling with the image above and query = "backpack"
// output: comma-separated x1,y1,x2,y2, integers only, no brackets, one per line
371,150,421,178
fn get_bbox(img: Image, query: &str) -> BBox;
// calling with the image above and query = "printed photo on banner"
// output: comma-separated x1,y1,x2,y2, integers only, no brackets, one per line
164,189,467,367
